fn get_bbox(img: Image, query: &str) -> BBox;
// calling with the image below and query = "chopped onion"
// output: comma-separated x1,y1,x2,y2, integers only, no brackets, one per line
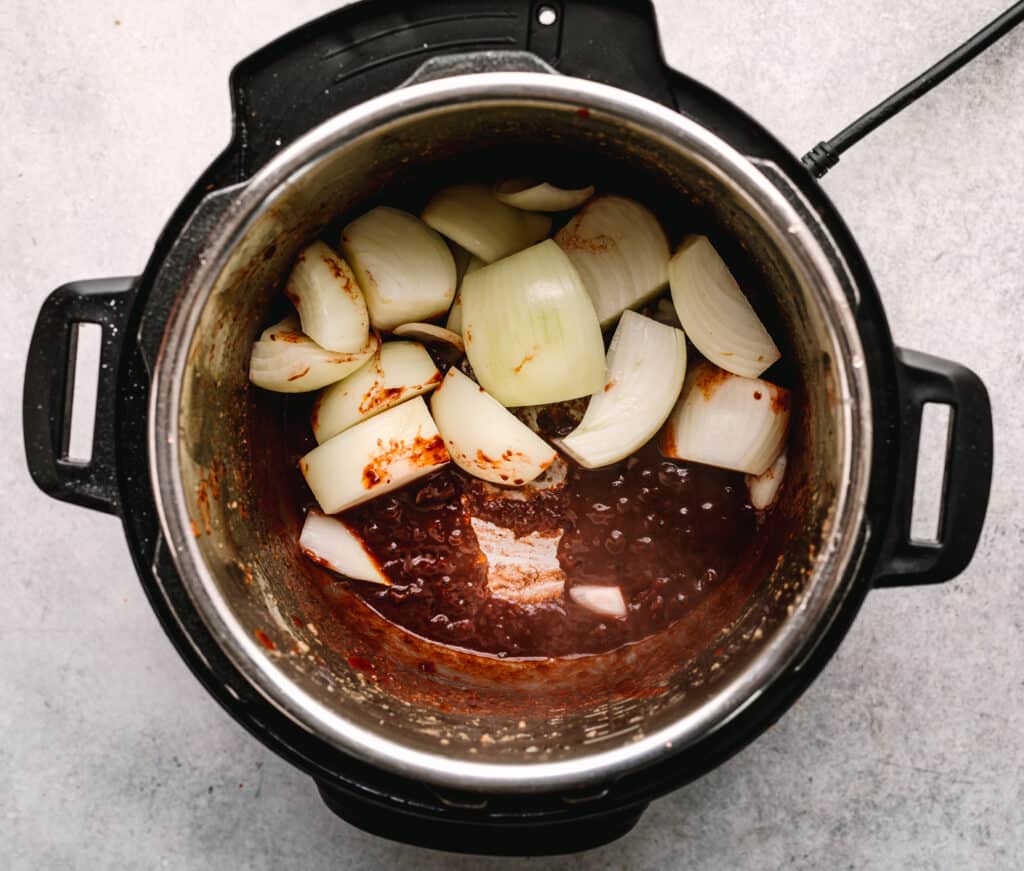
300,396,449,514
556,311,686,469
669,235,781,378
285,241,369,352
421,183,552,263
299,511,390,585
393,322,465,355
430,368,556,485
660,362,789,476
450,243,473,283
569,585,627,618
494,178,595,212
249,315,378,393
461,239,606,406
746,450,787,510
555,195,669,328
445,256,483,335
340,206,456,331
312,341,441,444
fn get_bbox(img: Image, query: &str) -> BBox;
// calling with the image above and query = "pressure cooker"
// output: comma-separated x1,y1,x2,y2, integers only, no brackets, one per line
23,0,994,855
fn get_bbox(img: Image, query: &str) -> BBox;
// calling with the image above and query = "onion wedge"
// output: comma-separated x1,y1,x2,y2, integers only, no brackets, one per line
312,341,441,444
746,450,787,510
555,195,670,327
494,178,595,212
430,368,556,485
569,585,627,618
300,396,449,514
660,362,789,476
299,511,390,586
285,241,369,352
421,183,551,263
392,323,465,355
556,311,686,469
340,206,456,331
249,315,378,393
669,235,781,378
445,255,483,335
461,239,606,407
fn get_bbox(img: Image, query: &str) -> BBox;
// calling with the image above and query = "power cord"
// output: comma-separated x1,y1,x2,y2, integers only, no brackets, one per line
802,1,1024,178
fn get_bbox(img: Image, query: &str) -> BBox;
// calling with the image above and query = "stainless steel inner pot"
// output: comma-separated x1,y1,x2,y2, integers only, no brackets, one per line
149,72,872,792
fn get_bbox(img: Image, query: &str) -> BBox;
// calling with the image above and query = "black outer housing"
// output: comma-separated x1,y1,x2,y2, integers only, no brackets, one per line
22,0,993,856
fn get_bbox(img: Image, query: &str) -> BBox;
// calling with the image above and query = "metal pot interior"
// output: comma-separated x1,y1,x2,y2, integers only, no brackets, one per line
158,75,868,790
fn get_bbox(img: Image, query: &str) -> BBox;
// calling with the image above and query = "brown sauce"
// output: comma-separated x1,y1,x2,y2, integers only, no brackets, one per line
311,399,756,659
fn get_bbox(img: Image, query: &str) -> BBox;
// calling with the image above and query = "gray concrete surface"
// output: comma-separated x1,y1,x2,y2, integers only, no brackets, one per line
1,1,1021,868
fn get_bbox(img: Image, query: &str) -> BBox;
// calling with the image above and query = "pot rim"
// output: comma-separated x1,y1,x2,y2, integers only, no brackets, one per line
149,71,873,792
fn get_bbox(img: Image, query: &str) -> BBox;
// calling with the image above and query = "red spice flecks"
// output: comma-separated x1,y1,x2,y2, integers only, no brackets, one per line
604,379,616,393
322,254,345,281
285,288,301,308
558,230,614,255
276,330,304,344
358,385,406,416
694,363,730,400
347,654,374,671
576,107,591,119
301,546,336,572
288,366,311,382
291,615,305,629
659,424,677,458
770,386,791,415
362,434,449,489
254,628,276,651
753,391,763,401
190,518,201,538
513,347,538,374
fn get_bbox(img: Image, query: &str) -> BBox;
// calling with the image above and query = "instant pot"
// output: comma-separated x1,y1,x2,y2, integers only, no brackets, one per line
23,0,994,855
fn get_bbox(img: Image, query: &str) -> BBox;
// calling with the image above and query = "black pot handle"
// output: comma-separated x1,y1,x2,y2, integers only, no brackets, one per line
316,780,647,855
23,277,138,516
873,348,993,587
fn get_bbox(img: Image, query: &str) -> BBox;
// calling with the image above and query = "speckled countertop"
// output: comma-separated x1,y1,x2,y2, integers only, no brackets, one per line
2,1,1022,868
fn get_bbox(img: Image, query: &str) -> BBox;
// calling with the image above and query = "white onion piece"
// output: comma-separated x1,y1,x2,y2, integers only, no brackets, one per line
421,183,551,263
393,322,465,355
300,396,449,514
299,511,390,586
340,207,456,331
249,316,378,394
557,311,686,469
569,585,627,618
746,450,787,510
450,243,473,284
660,362,789,476
430,368,556,485
461,240,606,407
494,178,595,212
669,235,781,378
445,256,483,335
312,341,440,444
285,241,369,352
555,195,670,328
